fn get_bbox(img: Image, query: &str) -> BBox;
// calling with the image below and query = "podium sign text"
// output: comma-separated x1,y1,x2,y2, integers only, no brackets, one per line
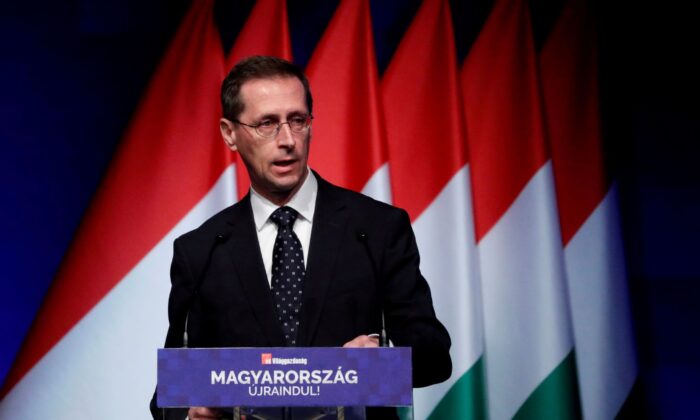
157,347,412,408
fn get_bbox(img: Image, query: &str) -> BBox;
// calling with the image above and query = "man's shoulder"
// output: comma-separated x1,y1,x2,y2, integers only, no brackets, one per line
317,175,408,225
175,198,249,245
342,188,401,216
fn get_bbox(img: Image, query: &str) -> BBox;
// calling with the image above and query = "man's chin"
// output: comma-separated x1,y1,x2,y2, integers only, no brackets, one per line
268,176,303,196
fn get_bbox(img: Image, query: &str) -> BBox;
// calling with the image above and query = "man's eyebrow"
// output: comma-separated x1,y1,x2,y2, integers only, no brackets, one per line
251,110,308,121
287,111,308,117
254,113,280,122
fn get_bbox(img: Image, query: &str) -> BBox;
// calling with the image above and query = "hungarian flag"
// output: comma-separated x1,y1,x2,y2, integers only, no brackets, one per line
382,0,484,418
461,0,581,417
0,0,291,417
305,0,390,202
540,0,638,417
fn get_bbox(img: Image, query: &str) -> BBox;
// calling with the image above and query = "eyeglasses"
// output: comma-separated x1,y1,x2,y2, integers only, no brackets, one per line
234,114,313,138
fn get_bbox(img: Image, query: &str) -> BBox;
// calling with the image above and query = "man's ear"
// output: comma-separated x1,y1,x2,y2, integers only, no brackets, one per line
220,118,237,151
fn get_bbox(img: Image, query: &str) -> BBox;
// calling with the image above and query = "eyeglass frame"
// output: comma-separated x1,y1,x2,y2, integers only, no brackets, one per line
233,114,314,138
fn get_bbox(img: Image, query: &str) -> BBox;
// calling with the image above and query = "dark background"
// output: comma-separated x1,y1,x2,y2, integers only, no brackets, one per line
1,0,698,417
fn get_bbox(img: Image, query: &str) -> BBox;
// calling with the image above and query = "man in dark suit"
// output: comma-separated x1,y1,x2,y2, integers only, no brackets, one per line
152,56,451,419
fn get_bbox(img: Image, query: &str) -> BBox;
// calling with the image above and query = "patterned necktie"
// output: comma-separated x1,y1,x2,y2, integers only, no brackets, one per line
270,206,305,345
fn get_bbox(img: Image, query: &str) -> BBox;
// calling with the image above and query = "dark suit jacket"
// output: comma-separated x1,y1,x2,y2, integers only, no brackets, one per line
151,173,451,418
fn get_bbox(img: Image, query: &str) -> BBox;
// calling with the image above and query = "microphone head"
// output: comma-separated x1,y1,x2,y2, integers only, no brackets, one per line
215,232,230,243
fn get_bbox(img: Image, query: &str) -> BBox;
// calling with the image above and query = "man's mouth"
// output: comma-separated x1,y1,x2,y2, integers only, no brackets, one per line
273,159,296,167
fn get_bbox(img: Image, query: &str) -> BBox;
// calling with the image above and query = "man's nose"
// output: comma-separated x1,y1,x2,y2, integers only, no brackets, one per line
276,122,296,147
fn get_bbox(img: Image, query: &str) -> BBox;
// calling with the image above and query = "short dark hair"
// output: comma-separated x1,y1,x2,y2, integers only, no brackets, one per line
221,55,313,121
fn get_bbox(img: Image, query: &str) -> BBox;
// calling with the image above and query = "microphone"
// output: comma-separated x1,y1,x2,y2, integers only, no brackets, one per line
356,230,388,347
183,232,230,348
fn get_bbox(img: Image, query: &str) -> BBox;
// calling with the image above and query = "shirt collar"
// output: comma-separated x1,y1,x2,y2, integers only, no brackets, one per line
250,169,318,232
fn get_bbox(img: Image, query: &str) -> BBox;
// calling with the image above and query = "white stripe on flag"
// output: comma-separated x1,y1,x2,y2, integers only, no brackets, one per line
479,161,573,420
360,162,392,205
0,166,236,419
411,166,483,419
565,184,637,419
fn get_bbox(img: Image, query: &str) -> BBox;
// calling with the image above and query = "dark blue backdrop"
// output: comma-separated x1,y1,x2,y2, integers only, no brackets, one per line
1,0,698,417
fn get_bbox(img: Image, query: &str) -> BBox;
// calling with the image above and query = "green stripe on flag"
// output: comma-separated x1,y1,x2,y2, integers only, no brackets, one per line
426,357,487,420
513,350,582,420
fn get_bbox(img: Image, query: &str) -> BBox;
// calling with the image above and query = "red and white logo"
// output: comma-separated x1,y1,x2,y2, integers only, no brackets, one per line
261,353,272,365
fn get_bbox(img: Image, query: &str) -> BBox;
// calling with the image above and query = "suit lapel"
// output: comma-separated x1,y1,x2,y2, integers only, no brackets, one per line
297,175,349,345
225,196,286,346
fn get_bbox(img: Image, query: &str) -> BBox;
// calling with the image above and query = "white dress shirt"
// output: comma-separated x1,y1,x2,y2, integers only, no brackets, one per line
249,170,318,287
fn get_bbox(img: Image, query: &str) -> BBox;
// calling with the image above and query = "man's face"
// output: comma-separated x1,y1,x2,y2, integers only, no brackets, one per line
220,76,311,205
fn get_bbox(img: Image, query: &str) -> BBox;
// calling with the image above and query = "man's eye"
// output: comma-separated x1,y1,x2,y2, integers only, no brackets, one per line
258,120,275,128
290,117,305,125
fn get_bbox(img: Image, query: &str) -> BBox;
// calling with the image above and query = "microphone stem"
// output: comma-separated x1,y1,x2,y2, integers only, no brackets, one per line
358,231,388,347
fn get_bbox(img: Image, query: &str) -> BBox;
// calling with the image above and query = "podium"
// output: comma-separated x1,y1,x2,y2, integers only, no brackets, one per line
157,347,413,419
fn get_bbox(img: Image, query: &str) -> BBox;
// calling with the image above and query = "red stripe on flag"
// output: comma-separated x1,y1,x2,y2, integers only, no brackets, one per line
226,0,293,199
461,0,549,242
383,0,467,221
540,0,610,245
305,0,388,192
1,0,226,397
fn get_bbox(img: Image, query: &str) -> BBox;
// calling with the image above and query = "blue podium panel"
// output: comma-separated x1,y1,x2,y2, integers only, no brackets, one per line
157,347,412,408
